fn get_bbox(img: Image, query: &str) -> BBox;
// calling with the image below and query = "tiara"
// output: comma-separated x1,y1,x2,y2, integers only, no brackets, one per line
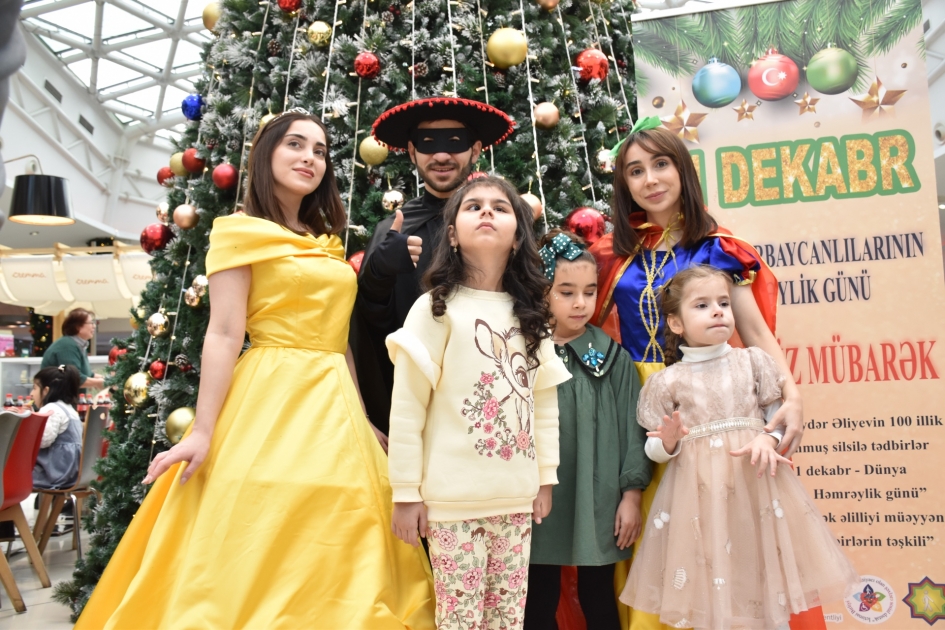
273,107,312,121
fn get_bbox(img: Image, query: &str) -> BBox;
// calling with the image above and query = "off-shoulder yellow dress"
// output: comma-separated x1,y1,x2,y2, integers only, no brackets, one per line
76,215,435,630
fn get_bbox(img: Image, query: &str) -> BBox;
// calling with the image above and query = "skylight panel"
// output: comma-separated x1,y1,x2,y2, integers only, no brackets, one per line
97,59,144,89
174,40,205,67
37,2,97,39
100,3,155,39
126,38,174,69
116,84,162,114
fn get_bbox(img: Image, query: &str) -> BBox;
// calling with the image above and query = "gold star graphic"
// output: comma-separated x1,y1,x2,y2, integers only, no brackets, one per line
850,77,906,121
661,100,707,143
794,92,819,115
733,99,757,122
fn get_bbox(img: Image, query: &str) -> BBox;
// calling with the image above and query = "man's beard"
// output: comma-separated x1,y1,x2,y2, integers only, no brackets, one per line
417,155,475,194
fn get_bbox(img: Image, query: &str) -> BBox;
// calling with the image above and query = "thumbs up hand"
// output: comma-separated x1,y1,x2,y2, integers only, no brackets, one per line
391,209,422,268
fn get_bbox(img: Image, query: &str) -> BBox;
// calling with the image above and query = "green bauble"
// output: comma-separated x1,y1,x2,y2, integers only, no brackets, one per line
806,46,858,95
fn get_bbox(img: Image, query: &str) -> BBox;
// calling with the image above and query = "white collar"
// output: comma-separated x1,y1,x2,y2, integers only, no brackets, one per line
679,343,731,363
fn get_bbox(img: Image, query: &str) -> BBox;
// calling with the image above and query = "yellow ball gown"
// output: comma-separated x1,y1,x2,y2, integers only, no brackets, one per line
76,215,435,630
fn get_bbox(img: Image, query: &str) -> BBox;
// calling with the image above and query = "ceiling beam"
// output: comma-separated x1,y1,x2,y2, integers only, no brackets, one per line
20,0,92,19
104,0,174,31
89,0,105,92
124,112,187,139
21,22,92,54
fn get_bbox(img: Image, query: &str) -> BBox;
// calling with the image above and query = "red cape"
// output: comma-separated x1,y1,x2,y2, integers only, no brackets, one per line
589,230,778,344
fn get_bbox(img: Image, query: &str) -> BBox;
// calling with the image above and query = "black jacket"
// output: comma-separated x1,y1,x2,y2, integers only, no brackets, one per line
349,192,447,433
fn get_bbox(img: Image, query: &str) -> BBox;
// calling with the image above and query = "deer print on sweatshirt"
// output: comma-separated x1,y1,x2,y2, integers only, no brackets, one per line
461,319,540,460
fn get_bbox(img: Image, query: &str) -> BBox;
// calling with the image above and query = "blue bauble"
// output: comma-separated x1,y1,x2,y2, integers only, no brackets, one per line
181,94,204,121
691,58,741,108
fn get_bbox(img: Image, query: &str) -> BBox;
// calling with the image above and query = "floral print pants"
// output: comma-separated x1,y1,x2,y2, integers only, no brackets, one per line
428,513,533,630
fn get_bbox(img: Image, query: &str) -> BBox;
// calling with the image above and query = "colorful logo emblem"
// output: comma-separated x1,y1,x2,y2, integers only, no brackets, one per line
845,576,897,624
902,577,945,625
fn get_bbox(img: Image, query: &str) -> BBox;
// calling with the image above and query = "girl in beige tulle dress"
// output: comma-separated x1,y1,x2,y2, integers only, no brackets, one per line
620,266,858,630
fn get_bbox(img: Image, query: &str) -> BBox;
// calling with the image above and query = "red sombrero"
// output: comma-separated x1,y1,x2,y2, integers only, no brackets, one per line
372,97,515,151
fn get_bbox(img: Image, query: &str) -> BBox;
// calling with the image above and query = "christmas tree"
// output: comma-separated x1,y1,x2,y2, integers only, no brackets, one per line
53,0,637,618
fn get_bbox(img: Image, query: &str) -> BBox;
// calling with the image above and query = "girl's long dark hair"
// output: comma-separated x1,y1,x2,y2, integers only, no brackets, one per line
611,127,718,257
422,176,551,360
34,365,81,407
243,111,346,236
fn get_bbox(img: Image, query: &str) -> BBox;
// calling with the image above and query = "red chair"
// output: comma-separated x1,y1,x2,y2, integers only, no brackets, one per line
0,412,52,591
0,411,25,612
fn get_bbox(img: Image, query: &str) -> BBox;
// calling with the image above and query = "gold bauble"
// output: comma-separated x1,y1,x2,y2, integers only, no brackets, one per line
533,102,560,129
184,287,201,308
123,372,152,407
259,113,277,129
202,1,221,32
173,203,199,229
487,28,527,70
359,136,389,166
307,21,332,47
146,312,170,337
169,152,188,177
130,317,139,330
192,275,209,297
596,147,616,174
156,201,170,224
382,189,406,212
165,407,196,445
521,193,543,221
536,0,559,9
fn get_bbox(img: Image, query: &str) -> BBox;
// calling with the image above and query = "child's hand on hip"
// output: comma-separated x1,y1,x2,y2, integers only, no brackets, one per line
392,502,428,547
615,489,642,549
646,410,688,455
730,433,793,477
532,485,553,524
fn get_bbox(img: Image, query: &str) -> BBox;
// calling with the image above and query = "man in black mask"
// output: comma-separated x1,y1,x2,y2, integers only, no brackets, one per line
351,98,514,434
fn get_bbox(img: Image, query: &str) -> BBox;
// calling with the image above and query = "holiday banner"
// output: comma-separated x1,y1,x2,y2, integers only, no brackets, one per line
631,0,945,626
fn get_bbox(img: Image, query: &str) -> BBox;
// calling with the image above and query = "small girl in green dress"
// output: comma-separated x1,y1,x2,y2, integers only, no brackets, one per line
525,229,652,629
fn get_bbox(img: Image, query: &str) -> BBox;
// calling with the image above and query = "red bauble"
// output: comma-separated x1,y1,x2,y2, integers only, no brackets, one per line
212,163,239,189
564,207,606,245
108,346,127,366
348,250,365,274
576,49,609,82
181,148,206,174
277,0,302,12
747,48,799,101
354,52,381,79
467,171,489,181
140,223,174,254
148,360,167,380
157,166,174,186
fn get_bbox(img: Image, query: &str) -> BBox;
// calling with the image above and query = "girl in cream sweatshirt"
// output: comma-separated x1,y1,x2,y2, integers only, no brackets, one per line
387,176,570,629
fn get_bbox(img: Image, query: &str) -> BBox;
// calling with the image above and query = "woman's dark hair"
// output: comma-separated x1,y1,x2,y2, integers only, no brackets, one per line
422,176,551,360
659,265,732,365
611,126,718,257
62,308,94,336
34,364,81,407
537,228,598,280
243,111,346,236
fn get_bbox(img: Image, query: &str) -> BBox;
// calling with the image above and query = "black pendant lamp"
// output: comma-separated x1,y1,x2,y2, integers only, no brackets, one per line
9,174,75,226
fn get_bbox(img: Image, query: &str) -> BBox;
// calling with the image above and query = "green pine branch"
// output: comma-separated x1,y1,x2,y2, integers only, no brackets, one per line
630,24,697,77
864,0,923,56
690,9,742,68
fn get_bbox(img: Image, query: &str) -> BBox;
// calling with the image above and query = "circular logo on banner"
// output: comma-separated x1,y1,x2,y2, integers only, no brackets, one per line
845,575,897,624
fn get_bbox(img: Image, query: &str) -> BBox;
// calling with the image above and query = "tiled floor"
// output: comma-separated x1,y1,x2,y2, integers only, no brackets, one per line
0,497,79,628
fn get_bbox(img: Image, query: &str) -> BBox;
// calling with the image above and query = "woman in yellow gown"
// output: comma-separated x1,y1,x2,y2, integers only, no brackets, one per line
76,111,435,629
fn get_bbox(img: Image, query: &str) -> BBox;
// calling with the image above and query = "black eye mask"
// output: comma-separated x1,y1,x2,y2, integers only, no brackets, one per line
410,128,473,154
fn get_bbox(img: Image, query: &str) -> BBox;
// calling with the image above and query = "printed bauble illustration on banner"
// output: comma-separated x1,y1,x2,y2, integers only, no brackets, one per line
631,0,943,628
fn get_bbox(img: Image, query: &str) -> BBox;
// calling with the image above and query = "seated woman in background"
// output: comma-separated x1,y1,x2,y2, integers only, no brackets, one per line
32,364,83,490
